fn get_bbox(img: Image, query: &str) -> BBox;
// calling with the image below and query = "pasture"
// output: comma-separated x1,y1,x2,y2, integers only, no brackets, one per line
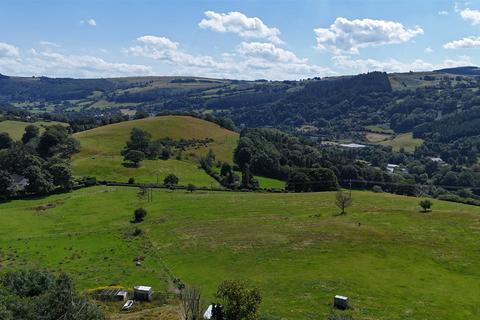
72,116,239,186
379,132,424,153
1,186,479,319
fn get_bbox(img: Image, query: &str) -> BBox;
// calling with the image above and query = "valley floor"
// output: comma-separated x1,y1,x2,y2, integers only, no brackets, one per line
0,186,479,319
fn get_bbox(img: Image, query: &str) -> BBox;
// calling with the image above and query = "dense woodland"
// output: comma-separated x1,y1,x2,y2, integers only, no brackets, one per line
0,125,78,199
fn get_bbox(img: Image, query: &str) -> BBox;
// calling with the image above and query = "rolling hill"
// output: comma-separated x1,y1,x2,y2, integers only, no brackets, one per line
0,185,479,319
72,115,239,186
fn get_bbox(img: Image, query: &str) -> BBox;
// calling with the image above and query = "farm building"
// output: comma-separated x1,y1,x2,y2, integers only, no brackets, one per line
333,295,349,309
428,157,447,166
94,288,128,301
339,143,366,149
133,285,153,301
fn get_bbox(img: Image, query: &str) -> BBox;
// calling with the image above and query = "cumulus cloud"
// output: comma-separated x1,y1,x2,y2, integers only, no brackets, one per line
0,42,20,58
438,10,449,15
459,8,480,25
444,36,480,49
332,55,473,74
314,17,424,54
80,18,97,27
126,35,333,79
424,47,433,53
0,42,152,78
236,42,305,64
199,11,282,44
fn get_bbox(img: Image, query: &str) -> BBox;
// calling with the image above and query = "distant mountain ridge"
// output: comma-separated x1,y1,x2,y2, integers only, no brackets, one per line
434,66,480,76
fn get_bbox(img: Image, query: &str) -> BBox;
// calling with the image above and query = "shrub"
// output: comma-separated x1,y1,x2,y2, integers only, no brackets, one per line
419,199,432,212
128,177,135,184
372,185,383,193
134,208,147,223
164,174,179,187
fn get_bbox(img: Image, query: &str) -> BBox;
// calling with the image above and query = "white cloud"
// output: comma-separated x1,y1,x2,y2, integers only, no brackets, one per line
0,42,152,78
236,42,305,63
332,55,473,74
460,8,480,25
39,41,60,48
438,10,449,15
80,18,97,27
424,47,433,53
314,17,424,54
444,36,480,49
126,35,333,79
199,11,282,44
137,35,179,50
0,42,20,58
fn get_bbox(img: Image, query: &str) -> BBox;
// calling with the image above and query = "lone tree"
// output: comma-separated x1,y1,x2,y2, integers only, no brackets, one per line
124,150,145,167
134,207,147,223
335,190,352,215
419,199,433,212
164,174,179,188
215,280,261,320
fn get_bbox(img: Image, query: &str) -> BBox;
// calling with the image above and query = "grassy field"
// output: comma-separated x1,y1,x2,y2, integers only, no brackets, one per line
366,132,392,143
0,120,68,140
1,186,479,319
365,125,394,134
379,132,424,153
72,116,239,186
254,175,285,189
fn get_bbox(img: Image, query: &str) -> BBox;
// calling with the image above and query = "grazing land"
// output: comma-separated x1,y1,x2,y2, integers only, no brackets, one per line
1,186,479,319
379,132,424,153
72,116,238,185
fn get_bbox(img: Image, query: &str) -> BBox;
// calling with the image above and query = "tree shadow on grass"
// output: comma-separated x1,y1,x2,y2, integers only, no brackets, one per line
122,162,139,168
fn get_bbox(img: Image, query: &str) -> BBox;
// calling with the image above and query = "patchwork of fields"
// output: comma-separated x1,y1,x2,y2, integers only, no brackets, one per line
1,186,479,319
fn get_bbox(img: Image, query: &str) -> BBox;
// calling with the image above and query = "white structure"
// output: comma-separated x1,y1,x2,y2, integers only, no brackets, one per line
133,285,153,301
428,157,447,166
339,143,366,149
386,164,399,173
203,304,213,319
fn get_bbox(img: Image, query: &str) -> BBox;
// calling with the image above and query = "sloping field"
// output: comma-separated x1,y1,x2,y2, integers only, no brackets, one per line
1,186,479,319
379,132,424,153
0,120,68,140
72,116,239,185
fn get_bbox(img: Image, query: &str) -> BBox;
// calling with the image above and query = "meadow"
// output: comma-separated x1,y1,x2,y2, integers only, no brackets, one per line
1,186,479,319
379,132,424,153
72,116,238,186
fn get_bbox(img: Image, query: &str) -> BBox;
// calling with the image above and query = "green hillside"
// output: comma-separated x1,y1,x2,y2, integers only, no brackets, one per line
0,120,68,140
379,132,424,153
0,186,479,319
72,116,239,186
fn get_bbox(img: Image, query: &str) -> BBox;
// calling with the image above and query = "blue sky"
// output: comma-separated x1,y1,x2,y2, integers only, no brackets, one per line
0,0,479,79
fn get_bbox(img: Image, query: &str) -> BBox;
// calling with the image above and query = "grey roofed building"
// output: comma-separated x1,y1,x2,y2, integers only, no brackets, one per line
10,174,29,193
133,285,153,301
